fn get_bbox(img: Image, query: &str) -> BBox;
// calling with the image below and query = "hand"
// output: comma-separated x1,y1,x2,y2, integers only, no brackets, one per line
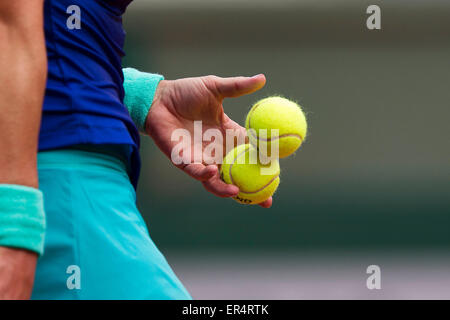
145,74,272,208
0,247,37,299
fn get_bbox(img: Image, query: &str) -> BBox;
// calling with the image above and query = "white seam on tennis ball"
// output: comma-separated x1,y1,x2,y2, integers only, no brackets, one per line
248,130,303,142
247,102,304,142
239,176,279,195
228,145,280,194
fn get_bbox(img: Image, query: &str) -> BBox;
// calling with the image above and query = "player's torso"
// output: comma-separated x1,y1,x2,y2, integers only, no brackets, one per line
43,0,133,111
41,0,140,186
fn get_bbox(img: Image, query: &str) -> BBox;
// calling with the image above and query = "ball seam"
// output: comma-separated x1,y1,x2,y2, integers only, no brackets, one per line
247,102,304,142
228,145,280,194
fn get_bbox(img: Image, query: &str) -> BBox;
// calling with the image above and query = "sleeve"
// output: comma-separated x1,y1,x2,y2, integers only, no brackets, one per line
123,68,164,132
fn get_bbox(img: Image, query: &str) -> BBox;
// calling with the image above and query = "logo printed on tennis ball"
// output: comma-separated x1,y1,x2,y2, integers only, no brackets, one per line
245,96,307,159
220,144,280,205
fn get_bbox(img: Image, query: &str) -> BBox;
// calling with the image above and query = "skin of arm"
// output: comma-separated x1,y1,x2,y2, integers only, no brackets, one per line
145,75,272,208
0,0,47,299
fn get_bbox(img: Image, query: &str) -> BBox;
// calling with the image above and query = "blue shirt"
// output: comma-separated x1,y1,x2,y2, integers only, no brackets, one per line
40,0,140,187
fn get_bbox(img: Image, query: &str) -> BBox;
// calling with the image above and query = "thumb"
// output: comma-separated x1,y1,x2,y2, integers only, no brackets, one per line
214,74,266,98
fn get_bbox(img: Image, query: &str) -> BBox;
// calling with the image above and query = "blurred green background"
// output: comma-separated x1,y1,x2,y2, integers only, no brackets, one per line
123,0,449,253
119,0,450,299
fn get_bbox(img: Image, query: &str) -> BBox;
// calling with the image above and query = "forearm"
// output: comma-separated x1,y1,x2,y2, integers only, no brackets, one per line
0,0,46,299
0,3,47,187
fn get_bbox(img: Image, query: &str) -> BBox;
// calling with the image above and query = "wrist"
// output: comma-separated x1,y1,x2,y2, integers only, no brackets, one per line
122,68,164,133
0,247,37,299
144,79,170,135
0,185,46,256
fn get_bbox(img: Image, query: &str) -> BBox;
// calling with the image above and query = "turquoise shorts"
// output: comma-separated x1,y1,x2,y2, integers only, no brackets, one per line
31,148,191,300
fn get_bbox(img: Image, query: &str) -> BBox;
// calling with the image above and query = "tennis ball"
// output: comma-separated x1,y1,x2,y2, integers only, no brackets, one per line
220,144,280,205
245,96,307,159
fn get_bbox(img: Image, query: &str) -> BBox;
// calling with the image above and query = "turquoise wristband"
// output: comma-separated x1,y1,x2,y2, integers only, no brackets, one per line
0,185,46,255
123,68,164,132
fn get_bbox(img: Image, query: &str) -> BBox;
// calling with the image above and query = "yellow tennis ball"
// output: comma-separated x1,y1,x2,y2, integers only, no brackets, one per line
245,96,307,158
220,144,280,205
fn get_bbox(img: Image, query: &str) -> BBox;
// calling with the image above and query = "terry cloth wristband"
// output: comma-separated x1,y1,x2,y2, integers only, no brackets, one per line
0,185,46,256
123,68,164,132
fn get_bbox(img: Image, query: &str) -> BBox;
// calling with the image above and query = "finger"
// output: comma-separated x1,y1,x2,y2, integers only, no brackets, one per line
258,197,273,208
214,74,266,98
202,172,239,198
182,164,218,181
222,115,249,146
